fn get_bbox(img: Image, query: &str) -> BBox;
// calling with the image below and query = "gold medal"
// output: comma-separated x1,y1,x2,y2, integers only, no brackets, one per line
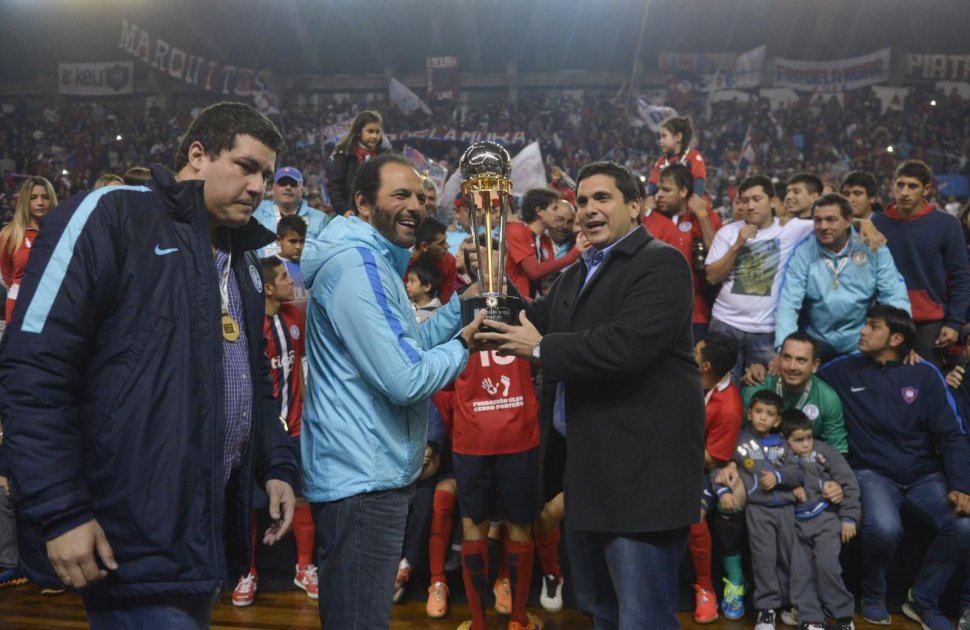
832,278,839,289
222,312,240,342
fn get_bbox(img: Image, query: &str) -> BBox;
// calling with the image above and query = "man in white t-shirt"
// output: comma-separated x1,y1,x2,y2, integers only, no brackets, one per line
705,174,814,379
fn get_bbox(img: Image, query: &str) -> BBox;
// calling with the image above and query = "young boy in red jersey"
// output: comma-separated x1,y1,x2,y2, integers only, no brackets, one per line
693,333,744,623
231,258,317,606
448,347,543,630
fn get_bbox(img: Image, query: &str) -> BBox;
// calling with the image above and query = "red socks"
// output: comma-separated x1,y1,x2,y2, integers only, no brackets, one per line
461,540,489,630
505,539,535,626
429,490,456,584
689,520,714,591
534,525,561,578
292,503,315,568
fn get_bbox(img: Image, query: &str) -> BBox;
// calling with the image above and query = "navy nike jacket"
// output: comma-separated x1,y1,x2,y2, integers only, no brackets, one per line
818,353,970,493
0,165,297,597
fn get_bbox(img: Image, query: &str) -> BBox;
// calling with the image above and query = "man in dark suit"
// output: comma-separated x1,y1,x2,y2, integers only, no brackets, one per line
479,161,705,629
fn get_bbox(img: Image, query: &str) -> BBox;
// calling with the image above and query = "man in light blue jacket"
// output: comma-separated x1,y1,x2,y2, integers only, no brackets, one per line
775,193,910,360
252,166,329,256
300,154,483,629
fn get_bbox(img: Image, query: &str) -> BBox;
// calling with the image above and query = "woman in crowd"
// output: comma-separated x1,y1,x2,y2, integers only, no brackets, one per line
328,110,386,217
0,177,57,322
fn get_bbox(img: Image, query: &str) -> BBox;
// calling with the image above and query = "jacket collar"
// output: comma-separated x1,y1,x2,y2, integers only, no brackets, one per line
149,163,275,254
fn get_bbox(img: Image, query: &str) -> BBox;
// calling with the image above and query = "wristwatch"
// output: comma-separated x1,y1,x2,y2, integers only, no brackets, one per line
531,337,542,362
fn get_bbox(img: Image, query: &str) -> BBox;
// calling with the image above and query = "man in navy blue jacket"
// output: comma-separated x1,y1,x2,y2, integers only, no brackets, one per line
818,305,970,629
0,102,298,628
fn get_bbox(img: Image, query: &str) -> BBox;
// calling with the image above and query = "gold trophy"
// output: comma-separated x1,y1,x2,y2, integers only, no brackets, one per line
458,141,523,328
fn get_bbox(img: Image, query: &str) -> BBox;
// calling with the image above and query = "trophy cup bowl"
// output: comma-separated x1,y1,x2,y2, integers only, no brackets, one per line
458,141,523,331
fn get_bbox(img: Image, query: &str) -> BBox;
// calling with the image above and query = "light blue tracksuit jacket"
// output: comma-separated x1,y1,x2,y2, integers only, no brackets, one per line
300,216,469,502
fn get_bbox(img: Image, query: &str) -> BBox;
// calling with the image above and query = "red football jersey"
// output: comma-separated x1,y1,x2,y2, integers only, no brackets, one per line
264,303,305,437
505,221,555,300
647,148,708,188
704,376,743,463
451,351,539,456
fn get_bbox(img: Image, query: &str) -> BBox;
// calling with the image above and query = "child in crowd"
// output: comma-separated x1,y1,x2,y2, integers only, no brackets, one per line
780,409,859,630
406,263,443,323
276,215,307,303
232,258,317,606
715,390,801,630
410,216,458,304
693,333,744,623
646,115,708,202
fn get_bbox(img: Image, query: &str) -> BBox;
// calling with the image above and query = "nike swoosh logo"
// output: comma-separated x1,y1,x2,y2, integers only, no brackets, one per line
850,386,866,392
154,245,179,256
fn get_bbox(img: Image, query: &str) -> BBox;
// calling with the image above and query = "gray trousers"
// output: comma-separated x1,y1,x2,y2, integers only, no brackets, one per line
746,503,794,610
0,483,16,570
790,513,854,623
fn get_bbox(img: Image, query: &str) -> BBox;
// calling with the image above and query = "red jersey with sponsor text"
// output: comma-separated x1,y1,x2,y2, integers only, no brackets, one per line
451,350,539,456
264,302,305,437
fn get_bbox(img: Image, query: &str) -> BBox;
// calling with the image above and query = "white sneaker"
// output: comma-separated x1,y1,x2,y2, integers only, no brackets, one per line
539,574,563,613
779,607,797,626
960,607,970,630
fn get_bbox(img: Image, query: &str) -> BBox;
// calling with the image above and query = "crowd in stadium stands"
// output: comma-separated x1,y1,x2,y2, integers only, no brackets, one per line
1,87,970,630
1,84,969,223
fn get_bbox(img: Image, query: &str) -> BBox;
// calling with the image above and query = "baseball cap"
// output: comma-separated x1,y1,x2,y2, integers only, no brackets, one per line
274,167,303,185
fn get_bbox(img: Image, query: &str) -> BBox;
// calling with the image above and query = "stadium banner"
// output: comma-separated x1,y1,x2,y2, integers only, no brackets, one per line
773,48,890,93
58,61,133,96
510,142,546,196
905,54,970,81
658,51,736,75
117,19,275,102
427,56,460,100
389,78,431,116
386,128,528,146
403,145,448,193
712,45,766,90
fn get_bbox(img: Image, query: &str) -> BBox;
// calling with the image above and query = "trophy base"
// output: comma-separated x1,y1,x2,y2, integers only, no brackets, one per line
461,294,523,331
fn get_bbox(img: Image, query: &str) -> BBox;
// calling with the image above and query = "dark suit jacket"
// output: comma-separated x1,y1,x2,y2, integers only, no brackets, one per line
529,226,705,533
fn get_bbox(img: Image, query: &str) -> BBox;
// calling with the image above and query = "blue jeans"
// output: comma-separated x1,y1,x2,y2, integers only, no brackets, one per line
311,484,414,629
708,319,775,382
856,469,970,608
566,527,687,630
83,593,218,629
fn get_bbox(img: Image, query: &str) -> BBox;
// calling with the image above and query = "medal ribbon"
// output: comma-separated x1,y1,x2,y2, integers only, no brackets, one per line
776,377,812,410
823,255,849,288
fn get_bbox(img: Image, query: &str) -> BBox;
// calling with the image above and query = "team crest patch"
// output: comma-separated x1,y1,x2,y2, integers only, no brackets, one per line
249,265,262,292
901,386,918,404
851,250,868,266
802,403,820,420
679,222,693,232
743,458,754,469
289,324,300,340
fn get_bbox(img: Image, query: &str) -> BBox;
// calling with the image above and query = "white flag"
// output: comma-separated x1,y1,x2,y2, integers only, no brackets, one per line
389,77,431,116
510,142,547,196
636,100,677,132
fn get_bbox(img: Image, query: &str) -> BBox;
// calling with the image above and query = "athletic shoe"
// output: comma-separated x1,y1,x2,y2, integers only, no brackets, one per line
959,606,970,630
779,606,798,626
860,595,891,625
426,581,449,618
494,577,512,614
835,619,856,630
232,572,257,607
755,608,777,630
693,584,718,623
40,588,65,595
294,564,318,600
539,574,563,613
800,624,825,630
0,568,27,588
902,589,952,630
508,612,544,630
392,564,410,603
721,578,745,620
